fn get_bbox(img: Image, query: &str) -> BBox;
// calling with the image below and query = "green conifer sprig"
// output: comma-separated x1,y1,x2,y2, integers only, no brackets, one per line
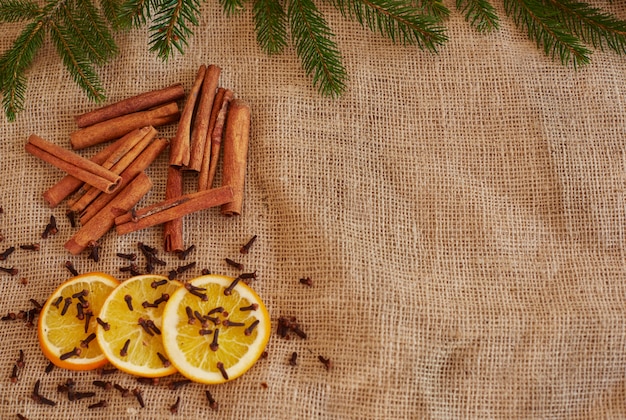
2,0,626,121
456,0,499,32
253,0,288,54
289,0,347,97
503,0,591,67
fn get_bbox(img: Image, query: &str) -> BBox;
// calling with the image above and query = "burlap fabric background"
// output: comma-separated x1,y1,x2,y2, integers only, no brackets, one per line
1,1,626,418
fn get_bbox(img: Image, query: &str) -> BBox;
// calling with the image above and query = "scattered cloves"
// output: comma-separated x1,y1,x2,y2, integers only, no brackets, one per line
210,329,220,351
65,261,79,276
87,241,100,262
225,258,243,270
88,399,107,409
92,380,112,390
41,215,58,239
124,294,133,311
132,388,145,408
51,296,63,308
216,362,228,380
170,396,181,413
0,246,15,260
177,244,195,260
289,351,298,366
205,390,218,410
45,361,54,374
60,347,81,360
120,339,130,357
168,379,192,390
20,243,40,251
239,303,258,312
299,277,313,286
223,277,241,296
151,279,168,288
240,235,257,254
61,297,72,316
66,210,77,228
318,355,332,371
114,383,130,397
244,319,260,336
16,349,25,368
10,364,18,383
96,317,110,331
81,333,97,348
0,266,18,275
157,352,171,367
116,252,137,261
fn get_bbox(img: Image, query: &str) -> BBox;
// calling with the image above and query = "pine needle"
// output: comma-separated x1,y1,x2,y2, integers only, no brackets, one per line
221,0,244,16
149,0,201,59
504,0,591,67
253,0,288,54
49,20,107,102
456,0,499,33
546,0,626,54
288,0,348,97
0,21,46,121
0,0,40,23
329,0,448,51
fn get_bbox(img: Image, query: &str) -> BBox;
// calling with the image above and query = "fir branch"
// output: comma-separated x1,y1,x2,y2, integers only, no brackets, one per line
418,0,450,22
0,0,40,23
0,20,46,120
75,0,118,59
546,0,626,54
253,0,288,54
329,0,447,51
101,0,124,29
456,0,499,33
503,0,590,67
288,0,347,97
149,0,201,59
48,20,107,102
115,0,152,28
58,0,117,65
221,0,244,16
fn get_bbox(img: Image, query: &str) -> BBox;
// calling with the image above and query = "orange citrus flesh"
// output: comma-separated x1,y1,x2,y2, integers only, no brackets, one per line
161,274,271,384
38,272,120,370
96,274,180,378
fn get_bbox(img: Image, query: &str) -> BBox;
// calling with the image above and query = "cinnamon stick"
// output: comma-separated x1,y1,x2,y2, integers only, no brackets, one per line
198,88,226,191
220,99,250,216
170,65,206,167
163,166,184,253
200,89,233,191
70,102,180,150
26,135,122,194
115,186,233,235
80,138,169,224
42,139,123,208
69,126,157,214
75,84,185,128
65,172,153,255
187,65,221,172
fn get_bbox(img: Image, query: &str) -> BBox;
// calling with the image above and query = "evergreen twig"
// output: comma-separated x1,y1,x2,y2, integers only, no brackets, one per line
330,0,447,50
1,0,626,121
288,0,347,96
456,0,499,32
149,0,202,58
503,0,591,67
0,0,40,22
253,0,288,54
546,0,626,54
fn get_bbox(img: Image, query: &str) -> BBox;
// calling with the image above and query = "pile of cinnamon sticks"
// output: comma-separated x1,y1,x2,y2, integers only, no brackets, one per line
25,64,251,256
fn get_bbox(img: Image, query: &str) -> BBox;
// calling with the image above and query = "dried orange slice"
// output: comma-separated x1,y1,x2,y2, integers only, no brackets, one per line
161,274,271,384
38,272,120,370
96,274,181,378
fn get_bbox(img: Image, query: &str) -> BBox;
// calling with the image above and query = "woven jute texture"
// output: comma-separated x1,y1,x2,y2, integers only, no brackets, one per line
2,2,626,419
